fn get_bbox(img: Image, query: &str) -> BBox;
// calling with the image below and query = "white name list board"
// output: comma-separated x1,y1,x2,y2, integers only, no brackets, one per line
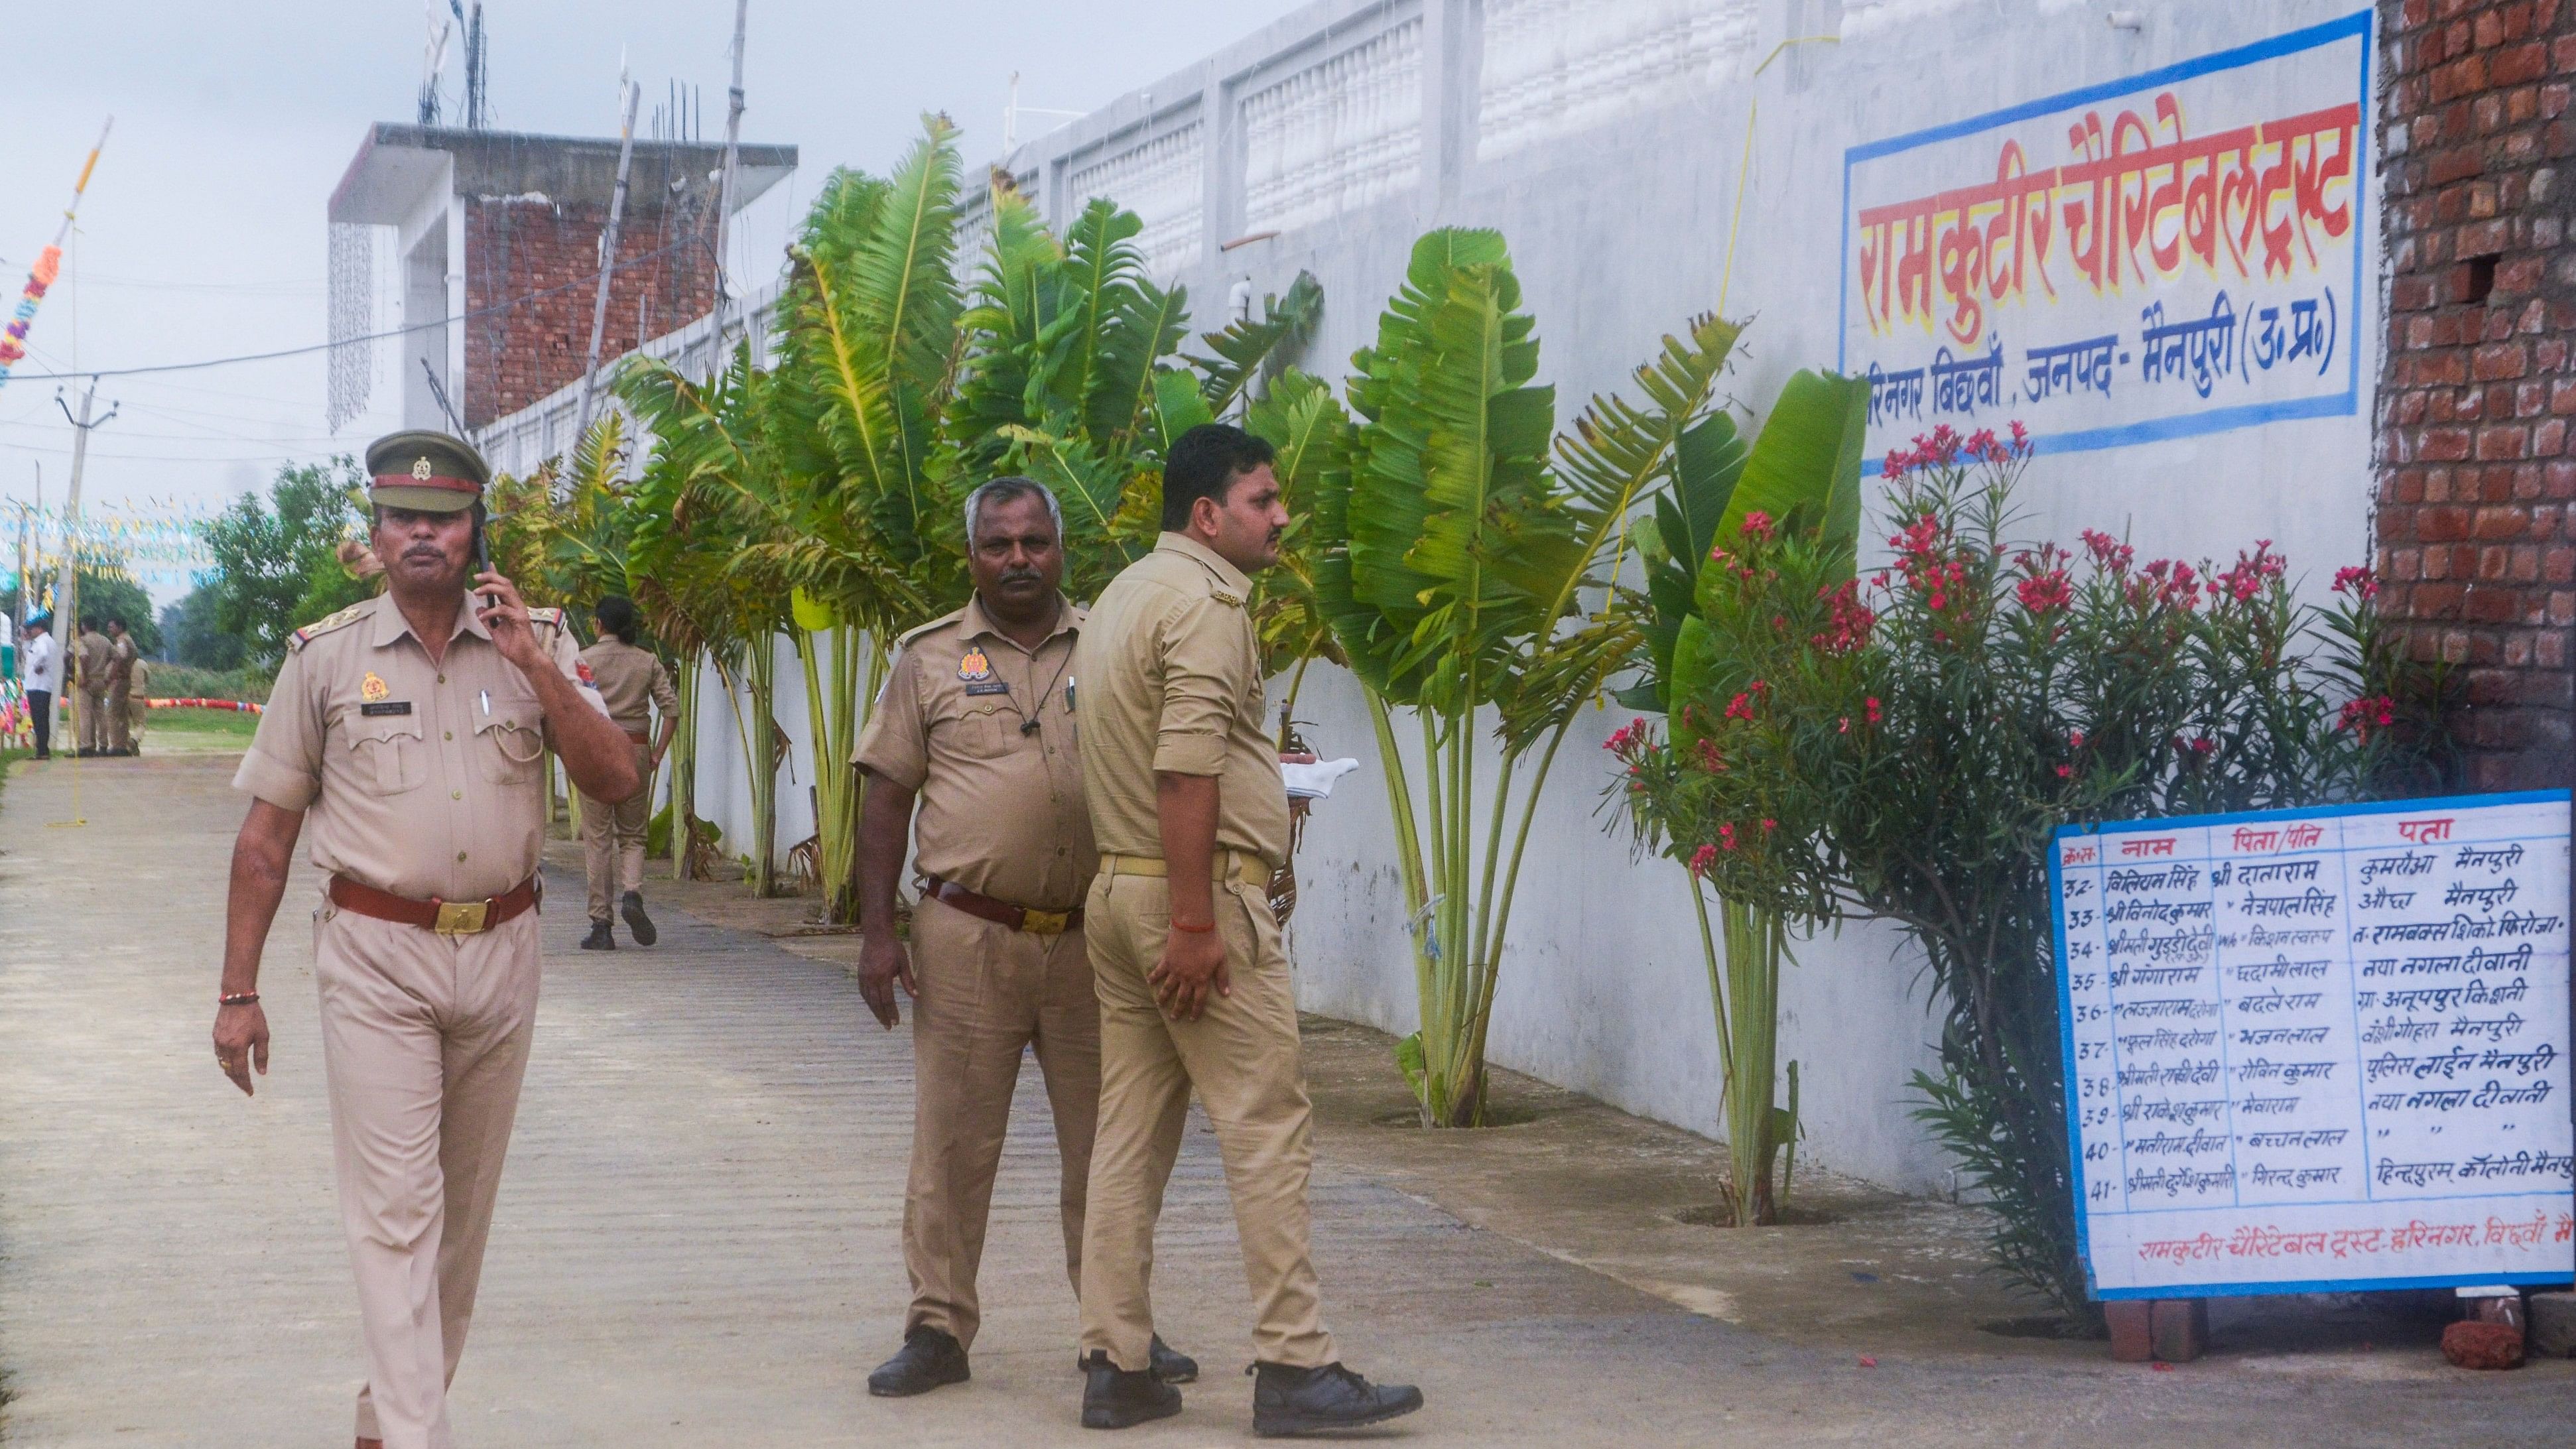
2052,792,2574,1298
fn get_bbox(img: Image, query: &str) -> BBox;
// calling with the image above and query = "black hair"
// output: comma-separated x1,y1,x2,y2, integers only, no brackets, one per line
107,616,128,630
1161,424,1277,532
595,594,639,643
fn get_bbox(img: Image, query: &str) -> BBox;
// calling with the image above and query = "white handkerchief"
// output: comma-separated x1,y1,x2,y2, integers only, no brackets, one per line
1281,757,1362,800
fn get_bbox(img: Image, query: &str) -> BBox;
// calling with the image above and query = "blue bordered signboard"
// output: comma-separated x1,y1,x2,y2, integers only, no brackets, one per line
2051,791,2574,1299
1840,11,2372,474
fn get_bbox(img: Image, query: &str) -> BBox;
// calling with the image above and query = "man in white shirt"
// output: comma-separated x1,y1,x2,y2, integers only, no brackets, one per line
20,612,57,759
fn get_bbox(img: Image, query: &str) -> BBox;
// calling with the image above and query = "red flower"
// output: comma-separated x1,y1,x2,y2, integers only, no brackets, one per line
1740,510,1776,543
2339,694,2400,739
2069,730,2087,749
2009,420,2030,450
1864,696,1884,725
2015,568,2073,615
2079,528,2134,574
2333,564,2379,601
2055,763,2073,779
1718,823,1739,851
1725,692,1755,722
1688,844,1718,877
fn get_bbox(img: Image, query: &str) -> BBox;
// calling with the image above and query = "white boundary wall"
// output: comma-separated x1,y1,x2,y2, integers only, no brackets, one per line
485,0,2387,1193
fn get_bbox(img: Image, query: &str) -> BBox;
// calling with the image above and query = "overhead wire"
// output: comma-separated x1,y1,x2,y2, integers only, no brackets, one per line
11,231,716,383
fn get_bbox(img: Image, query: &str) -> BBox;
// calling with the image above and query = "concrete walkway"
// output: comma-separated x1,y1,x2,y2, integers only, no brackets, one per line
2,752,2570,1446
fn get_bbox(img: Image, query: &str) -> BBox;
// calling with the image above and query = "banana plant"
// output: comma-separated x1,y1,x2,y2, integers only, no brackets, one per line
1619,364,1872,1224
620,341,801,897
765,119,972,922
1310,228,1741,1127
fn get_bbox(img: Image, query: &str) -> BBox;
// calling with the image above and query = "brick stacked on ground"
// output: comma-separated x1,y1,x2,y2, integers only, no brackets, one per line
2376,0,2576,789
462,197,718,428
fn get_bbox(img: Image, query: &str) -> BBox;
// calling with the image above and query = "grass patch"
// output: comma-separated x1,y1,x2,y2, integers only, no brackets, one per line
148,706,261,739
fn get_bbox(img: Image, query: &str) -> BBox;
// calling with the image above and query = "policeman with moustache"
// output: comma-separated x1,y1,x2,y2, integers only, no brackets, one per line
852,476,1195,1397
214,431,639,1449
1071,425,1422,1436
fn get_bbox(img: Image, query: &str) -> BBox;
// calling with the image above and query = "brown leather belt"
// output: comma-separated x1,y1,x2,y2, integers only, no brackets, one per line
330,874,541,935
921,875,1081,936
621,727,651,744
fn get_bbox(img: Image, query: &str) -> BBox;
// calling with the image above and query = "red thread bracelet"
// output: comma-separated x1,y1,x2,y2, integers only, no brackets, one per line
1171,919,1216,934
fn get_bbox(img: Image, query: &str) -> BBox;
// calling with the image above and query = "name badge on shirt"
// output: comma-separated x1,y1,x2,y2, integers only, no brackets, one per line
964,681,1011,697
360,701,413,717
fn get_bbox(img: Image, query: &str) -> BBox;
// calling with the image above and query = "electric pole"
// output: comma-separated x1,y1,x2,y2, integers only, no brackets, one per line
572,72,641,458
712,0,750,349
51,380,117,650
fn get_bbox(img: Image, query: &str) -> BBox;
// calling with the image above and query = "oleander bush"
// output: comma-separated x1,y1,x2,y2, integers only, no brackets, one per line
1610,423,2445,1318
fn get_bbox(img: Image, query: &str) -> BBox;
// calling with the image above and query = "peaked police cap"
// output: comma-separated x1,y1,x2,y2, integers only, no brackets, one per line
365,430,491,513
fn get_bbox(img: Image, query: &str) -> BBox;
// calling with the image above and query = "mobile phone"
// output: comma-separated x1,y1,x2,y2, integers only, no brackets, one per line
474,518,497,607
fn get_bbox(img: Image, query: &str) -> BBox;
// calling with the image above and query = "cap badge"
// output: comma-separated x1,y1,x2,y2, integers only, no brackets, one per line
361,670,391,703
412,456,434,480
958,648,992,682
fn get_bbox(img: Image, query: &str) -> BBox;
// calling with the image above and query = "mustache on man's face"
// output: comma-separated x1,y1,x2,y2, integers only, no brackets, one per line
996,567,1044,588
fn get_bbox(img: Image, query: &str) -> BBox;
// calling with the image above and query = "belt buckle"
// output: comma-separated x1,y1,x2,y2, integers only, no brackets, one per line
434,899,491,934
1021,908,1070,936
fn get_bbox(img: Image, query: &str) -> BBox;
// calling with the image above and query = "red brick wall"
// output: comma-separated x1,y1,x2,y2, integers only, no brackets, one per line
2376,0,2576,789
462,197,718,428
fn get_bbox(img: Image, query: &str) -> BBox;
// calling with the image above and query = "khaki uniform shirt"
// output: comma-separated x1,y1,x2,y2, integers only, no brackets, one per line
74,631,111,691
233,592,597,903
1072,533,1289,871
578,637,678,733
854,595,1094,911
107,635,137,692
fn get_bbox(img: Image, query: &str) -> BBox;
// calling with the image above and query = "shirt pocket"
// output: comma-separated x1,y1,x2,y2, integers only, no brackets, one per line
474,701,548,785
348,717,427,795
931,700,1020,761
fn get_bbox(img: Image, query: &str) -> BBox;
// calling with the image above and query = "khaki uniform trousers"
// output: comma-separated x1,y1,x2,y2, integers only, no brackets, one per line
76,686,107,751
106,684,132,751
1077,866,1336,1372
903,895,1100,1348
315,903,542,1449
579,741,651,920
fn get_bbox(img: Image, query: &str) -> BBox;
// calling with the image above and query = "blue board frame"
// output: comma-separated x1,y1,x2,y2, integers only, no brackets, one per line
1838,9,2374,476
2050,788,2575,1300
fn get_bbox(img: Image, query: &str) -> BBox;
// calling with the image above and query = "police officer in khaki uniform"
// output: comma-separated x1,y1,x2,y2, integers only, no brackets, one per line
851,477,1194,1398
1070,426,1422,1436
104,617,137,753
212,430,639,1449
574,594,678,950
73,615,111,755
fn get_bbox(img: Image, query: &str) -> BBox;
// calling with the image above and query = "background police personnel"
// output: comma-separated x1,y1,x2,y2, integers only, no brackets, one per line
1070,426,1422,1436
104,617,137,754
574,594,678,950
72,615,110,755
851,477,1193,1398
212,430,639,1449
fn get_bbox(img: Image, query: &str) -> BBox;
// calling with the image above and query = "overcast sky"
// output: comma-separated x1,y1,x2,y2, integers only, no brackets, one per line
0,0,1307,560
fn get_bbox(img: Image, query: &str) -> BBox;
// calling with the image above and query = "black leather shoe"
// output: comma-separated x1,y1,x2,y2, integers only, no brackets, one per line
1250,1361,1423,1438
579,920,615,951
1076,1334,1197,1384
869,1325,970,1397
1081,1350,1181,1429
621,891,658,946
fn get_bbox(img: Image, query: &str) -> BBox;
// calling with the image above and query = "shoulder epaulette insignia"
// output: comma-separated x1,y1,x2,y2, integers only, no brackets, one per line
528,607,565,627
288,602,369,651
1208,586,1246,608
895,609,967,649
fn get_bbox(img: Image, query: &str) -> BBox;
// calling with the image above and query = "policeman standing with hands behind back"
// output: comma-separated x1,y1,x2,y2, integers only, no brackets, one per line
212,430,638,1449
1070,424,1422,1436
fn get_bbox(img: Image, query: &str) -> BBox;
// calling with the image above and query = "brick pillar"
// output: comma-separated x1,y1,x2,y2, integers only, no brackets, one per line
2376,0,2576,789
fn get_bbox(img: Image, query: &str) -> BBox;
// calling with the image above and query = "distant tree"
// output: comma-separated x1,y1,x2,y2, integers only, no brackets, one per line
200,458,374,666
160,586,245,669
